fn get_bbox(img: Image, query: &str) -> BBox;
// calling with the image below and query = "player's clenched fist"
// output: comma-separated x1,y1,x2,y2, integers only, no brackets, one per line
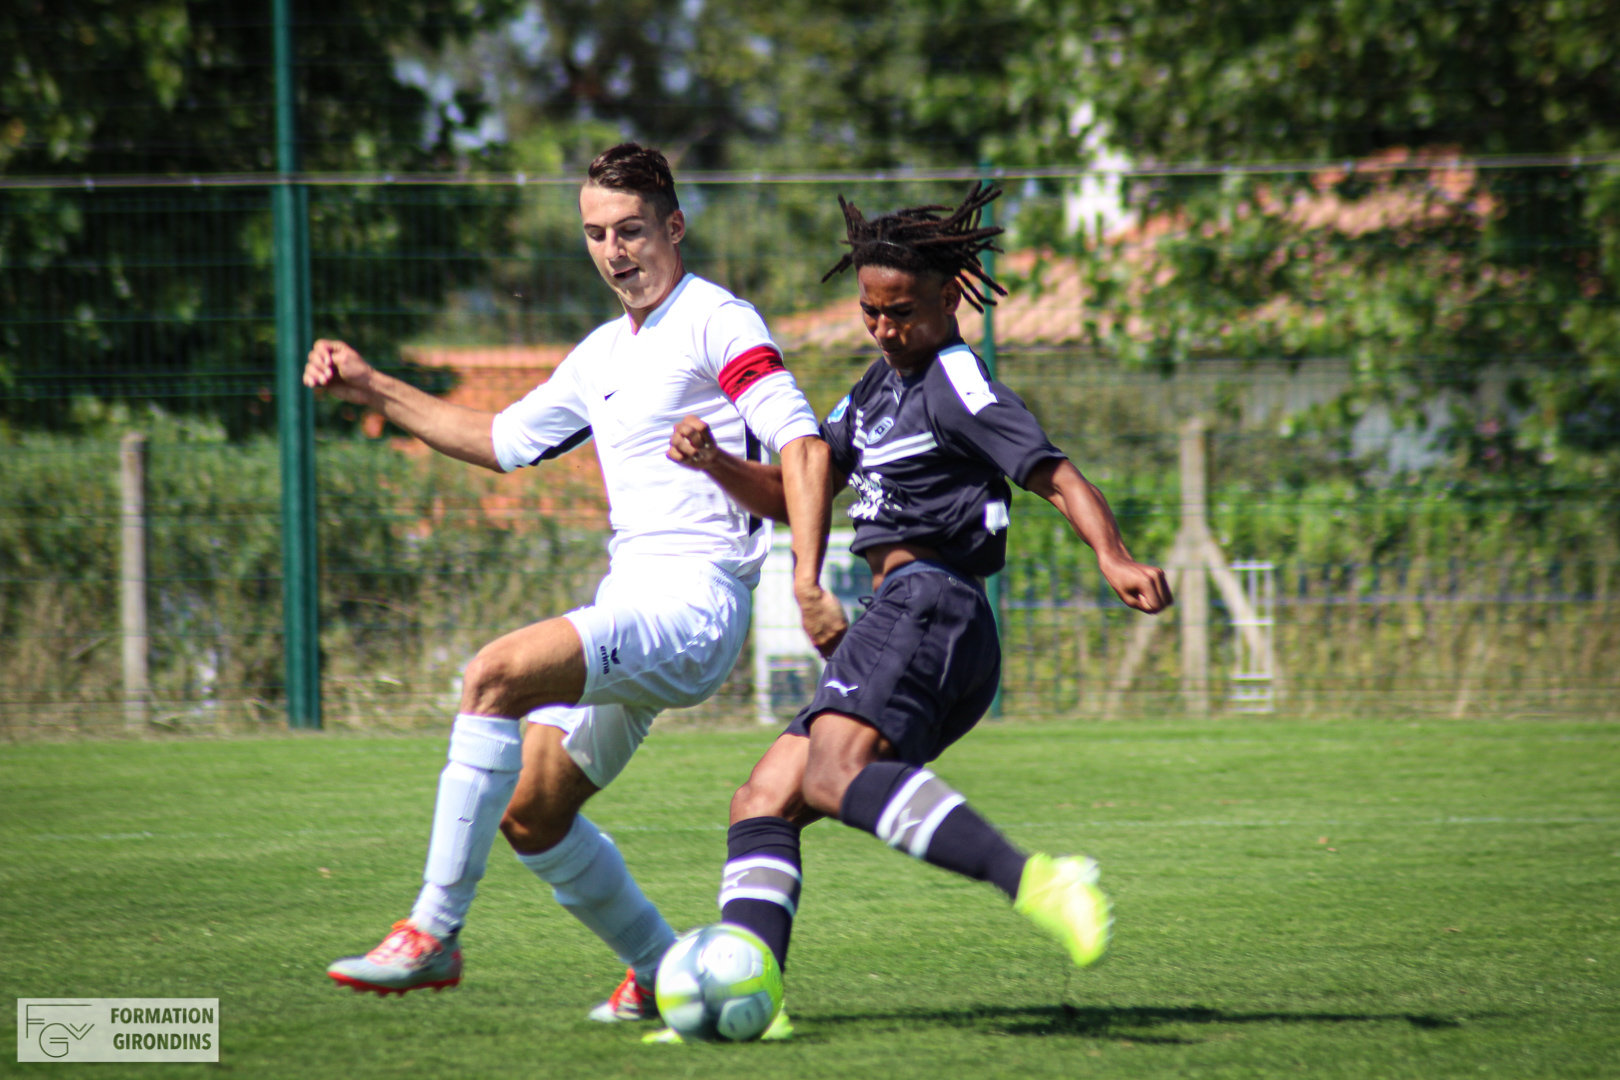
667,414,720,470
794,582,848,658
1101,556,1174,615
303,339,376,405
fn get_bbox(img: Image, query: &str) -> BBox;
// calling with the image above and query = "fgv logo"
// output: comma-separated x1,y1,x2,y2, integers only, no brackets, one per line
22,1002,94,1059
17,998,219,1063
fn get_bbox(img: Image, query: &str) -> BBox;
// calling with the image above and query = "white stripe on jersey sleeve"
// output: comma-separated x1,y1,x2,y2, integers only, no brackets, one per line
939,344,998,415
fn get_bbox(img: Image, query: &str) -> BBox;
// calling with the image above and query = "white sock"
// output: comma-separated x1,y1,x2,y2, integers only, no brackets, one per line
515,814,676,988
409,714,525,942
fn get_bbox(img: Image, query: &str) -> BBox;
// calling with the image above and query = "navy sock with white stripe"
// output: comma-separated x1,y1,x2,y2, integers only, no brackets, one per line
840,761,1027,900
718,817,803,973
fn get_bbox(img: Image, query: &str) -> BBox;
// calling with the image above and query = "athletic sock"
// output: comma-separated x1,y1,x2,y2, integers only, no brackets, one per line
515,814,676,990
840,761,1027,900
718,816,803,973
409,714,525,942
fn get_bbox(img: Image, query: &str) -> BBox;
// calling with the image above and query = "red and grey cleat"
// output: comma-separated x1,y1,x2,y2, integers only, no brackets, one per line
588,967,659,1022
327,920,462,996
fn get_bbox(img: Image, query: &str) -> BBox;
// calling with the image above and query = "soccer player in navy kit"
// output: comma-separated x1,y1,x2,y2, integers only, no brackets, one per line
663,183,1172,1037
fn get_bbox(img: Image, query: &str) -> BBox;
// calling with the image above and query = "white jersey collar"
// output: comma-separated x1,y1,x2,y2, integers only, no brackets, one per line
629,272,697,334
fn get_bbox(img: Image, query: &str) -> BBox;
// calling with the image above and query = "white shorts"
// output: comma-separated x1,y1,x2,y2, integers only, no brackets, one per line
526,557,752,788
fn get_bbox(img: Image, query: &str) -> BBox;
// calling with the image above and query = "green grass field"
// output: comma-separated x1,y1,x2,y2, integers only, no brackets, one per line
3,716,1616,1079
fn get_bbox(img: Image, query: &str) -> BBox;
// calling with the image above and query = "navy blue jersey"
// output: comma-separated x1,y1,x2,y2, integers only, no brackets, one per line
820,339,1066,577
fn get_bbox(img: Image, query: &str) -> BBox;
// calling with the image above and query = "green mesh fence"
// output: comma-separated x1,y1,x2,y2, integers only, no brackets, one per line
1,169,1617,733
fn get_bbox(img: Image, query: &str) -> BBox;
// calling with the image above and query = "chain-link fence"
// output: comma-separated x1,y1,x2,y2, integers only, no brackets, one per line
2,169,1617,733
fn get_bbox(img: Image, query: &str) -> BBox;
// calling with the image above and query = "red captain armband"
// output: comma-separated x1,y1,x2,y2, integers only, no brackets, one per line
717,345,786,401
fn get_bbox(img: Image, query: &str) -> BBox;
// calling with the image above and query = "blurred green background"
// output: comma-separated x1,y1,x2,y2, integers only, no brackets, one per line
2,1,1618,732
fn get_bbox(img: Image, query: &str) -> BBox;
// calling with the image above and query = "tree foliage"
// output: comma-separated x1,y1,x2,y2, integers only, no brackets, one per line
430,0,1067,173
1023,0,1620,468
406,1,1073,345
0,0,517,435
1024,0,1620,162
4,0,1617,467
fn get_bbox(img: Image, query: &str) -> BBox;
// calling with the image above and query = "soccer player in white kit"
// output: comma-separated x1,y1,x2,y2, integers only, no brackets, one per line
306,144,846,1021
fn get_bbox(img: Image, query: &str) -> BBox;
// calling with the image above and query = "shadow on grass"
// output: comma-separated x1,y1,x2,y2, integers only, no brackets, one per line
808,1003,1470,1044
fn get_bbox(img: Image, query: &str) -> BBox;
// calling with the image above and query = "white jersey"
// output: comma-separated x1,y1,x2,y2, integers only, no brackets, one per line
491,273,819,586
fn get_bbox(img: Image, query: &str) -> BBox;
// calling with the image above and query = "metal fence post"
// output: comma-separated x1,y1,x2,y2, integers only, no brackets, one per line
273,0,320,729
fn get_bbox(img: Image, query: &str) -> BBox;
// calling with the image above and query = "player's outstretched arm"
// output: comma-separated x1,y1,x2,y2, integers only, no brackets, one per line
305,339,501,471
779,434,847,657
1025,458,1174,614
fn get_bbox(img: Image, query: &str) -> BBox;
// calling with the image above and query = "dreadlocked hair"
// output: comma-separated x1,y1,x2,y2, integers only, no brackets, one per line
821,181,1008,311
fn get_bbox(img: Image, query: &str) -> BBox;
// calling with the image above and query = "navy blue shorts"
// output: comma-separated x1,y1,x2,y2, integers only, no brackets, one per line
785,561,1001,764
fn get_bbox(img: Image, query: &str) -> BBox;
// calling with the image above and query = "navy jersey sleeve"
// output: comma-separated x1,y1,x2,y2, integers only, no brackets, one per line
929,344,1065,485
818,362,881,478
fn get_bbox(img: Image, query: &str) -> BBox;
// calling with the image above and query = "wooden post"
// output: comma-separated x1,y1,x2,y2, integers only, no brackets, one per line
1179,419,1210,714
120,432,151,729
1105,418,1280,713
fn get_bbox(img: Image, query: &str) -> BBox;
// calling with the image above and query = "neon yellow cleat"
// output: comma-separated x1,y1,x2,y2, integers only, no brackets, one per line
760,1009,794,1041
1013,854,1112,968
641,1008,793,1044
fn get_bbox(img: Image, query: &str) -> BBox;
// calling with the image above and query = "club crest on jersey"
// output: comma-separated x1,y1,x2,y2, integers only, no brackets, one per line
827,395,850,423
848,471,896,521
868,416,896,442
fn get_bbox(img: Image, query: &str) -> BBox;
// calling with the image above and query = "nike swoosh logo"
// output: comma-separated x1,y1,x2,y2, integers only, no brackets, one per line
826,679,859,695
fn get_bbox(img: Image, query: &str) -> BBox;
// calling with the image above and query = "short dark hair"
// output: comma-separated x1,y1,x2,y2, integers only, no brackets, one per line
822,182,1007,311
586,143,680,221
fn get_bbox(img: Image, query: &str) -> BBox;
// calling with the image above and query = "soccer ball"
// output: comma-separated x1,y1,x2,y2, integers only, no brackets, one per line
654,923,784,1042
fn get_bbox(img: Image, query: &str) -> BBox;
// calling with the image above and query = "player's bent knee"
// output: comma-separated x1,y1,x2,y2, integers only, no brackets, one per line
460,654,542,718
458,648,512,711
460,629,586,718
730,779,795,823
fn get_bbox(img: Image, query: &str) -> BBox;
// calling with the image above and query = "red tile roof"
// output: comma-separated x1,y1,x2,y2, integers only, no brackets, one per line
380,344,607,532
